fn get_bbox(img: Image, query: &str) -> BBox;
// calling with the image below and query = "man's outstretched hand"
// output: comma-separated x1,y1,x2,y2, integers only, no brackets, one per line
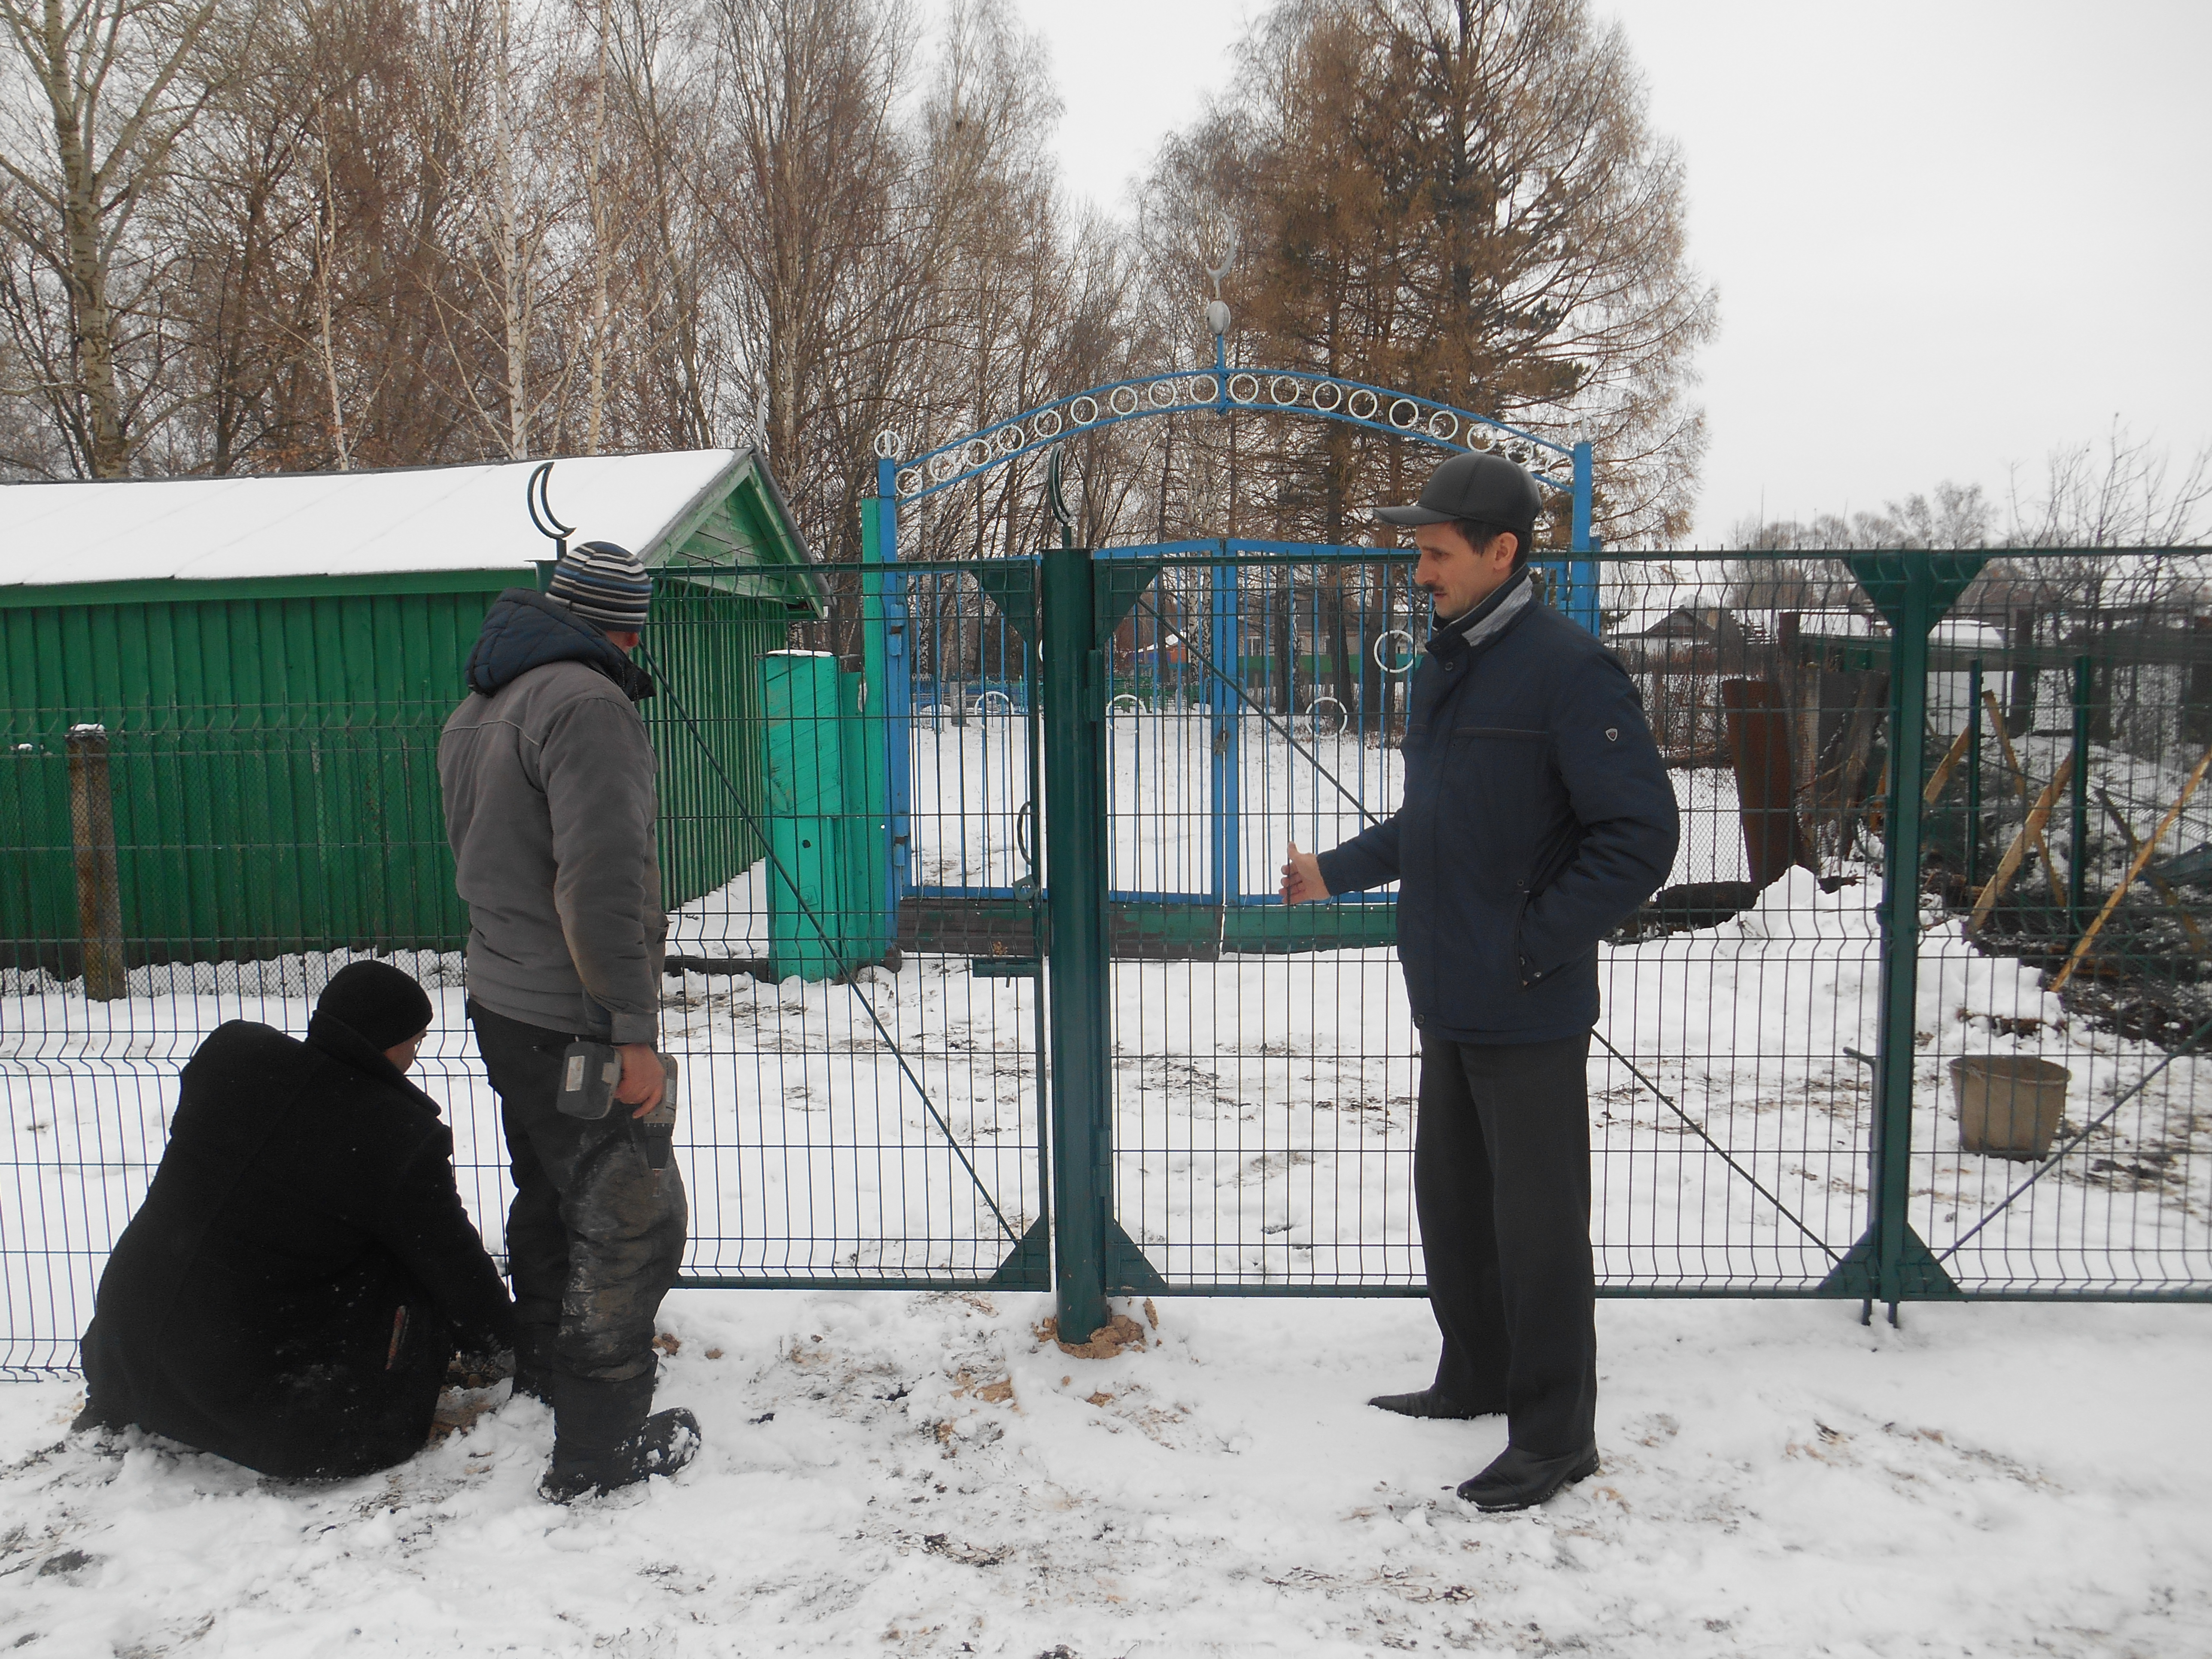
1279,841,1328,905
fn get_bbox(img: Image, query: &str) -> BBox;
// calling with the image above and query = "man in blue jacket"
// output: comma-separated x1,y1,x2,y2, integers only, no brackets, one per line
1281,451,1678,1512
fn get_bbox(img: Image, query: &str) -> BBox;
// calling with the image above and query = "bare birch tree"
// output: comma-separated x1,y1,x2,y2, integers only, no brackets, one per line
0,0,234,474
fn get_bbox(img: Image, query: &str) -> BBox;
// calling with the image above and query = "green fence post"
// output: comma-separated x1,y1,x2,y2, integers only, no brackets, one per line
1870,557,1935,1317
1824,550,1975,1316
1041,541,1110,1341
858,489,900,959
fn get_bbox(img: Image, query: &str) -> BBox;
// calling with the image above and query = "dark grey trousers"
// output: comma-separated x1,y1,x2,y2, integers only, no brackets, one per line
1416,1028,1597,1456
467,1001,686,1400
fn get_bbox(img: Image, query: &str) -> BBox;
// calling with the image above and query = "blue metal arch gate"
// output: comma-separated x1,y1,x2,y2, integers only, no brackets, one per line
855,365,1601,918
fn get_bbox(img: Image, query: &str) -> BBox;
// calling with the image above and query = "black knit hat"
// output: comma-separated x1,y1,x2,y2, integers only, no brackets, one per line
547,539,653,632
316,961,434,1050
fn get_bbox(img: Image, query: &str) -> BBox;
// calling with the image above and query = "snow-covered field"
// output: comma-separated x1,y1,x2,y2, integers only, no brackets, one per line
2,1290,2208,1656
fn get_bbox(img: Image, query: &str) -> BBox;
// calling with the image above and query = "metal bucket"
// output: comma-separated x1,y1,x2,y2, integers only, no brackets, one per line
1949,1056,2071,1161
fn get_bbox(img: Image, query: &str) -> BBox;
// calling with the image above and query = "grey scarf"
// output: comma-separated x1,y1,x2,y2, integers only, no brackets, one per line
1452,567,1534,651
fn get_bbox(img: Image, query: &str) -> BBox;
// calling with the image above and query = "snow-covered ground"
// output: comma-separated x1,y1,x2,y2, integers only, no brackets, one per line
902,721,1759,899
3,700,2209,1653
3,1290,2208,1656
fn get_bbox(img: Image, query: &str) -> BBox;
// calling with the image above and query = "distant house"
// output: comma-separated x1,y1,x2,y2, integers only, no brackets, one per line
1619,604,1732,643
0,450,822,975
1609,605,1760,677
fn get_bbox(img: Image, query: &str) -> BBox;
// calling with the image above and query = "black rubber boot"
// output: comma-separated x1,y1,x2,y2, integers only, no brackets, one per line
539,1407,701,1502
507,1325,557,1407
1367,1386,1502,1421
541,1374,699,1502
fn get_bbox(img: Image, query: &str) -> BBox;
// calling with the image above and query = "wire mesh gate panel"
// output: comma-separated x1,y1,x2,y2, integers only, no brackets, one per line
1093,550,1420,1287
646,570,1046,1288
1087,548,2211,1301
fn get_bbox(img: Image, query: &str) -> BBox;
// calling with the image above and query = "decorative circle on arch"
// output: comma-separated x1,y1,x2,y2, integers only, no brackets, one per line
887,367,1580,507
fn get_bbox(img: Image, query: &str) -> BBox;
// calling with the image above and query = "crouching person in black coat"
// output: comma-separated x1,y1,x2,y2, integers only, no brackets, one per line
74,961,516,1480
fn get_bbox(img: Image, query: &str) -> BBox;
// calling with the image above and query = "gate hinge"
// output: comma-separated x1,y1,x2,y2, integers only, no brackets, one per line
1085,650,1105,723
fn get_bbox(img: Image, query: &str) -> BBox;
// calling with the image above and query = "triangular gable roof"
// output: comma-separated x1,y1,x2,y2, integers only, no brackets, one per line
0,448,824,615
1618,605,1723,640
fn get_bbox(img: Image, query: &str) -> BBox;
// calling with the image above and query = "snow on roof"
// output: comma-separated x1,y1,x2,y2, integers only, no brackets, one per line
0,450,747,589
1933,617,2007,648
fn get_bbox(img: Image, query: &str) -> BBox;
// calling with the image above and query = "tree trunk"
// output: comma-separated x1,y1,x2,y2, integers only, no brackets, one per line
44,43,130,476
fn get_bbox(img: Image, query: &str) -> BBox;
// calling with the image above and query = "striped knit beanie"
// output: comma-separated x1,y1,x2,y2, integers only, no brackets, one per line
548,540,653,632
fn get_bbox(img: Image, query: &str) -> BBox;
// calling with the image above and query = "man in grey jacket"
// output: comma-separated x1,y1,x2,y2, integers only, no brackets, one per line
438,540,697,1500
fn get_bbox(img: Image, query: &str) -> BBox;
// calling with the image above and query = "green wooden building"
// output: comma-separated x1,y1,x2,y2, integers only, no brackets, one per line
0,449,823,978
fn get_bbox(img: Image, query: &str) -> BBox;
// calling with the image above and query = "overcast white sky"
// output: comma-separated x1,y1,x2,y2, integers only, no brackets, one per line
1003,0,2212,544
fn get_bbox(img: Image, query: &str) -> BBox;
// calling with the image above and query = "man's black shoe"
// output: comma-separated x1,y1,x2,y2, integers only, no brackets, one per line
1455,1442,1600,1511
1366,1387,1502,1421
540,1407,701,1502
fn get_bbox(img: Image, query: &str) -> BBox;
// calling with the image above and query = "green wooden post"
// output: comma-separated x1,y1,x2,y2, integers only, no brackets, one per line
65,723,127,1000
1042,541,1109,1341
760,650,844,981
1966,661,1984,892
2069,655,2092,933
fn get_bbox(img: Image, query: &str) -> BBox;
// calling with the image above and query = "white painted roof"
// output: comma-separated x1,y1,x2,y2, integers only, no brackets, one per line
0,450,741,588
